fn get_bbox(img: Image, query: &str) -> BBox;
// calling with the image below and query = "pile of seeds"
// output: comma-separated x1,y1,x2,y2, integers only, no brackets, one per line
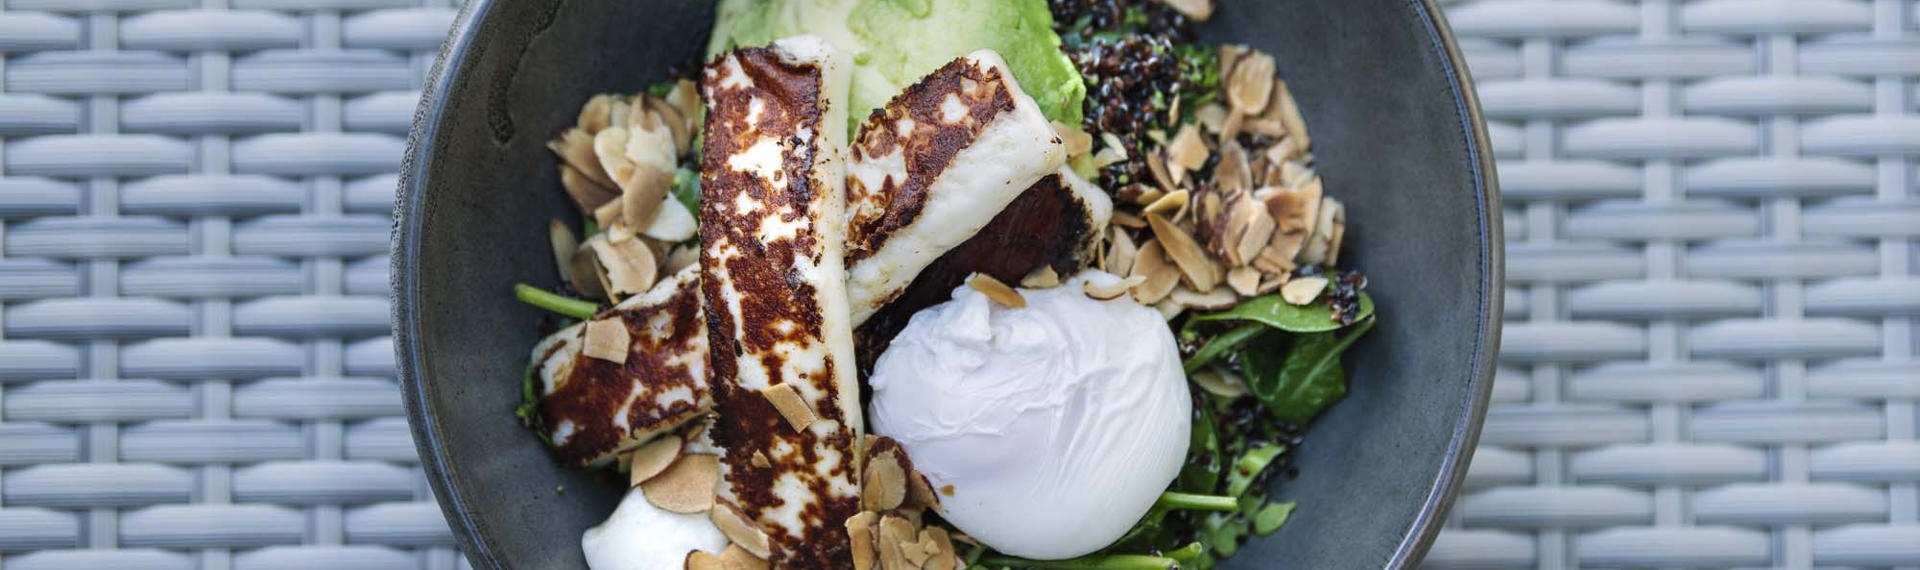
1056,42,1348,319
546,84,704,308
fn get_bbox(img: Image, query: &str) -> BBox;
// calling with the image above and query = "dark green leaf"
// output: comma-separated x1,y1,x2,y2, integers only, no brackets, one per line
1200,513,1248,558
1187,292,1374,334
1254,502,1296,535
1177,403,1222,493
1183,322,1264,373
671,167,701,219
1242,318,1377,424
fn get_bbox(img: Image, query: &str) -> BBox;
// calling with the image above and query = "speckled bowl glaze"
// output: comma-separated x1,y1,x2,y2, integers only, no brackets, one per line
395,1,1502,567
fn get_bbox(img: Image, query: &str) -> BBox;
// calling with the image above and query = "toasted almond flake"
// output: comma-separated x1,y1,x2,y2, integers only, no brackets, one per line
593,196,625,232
559,164,620,213
641,454,719,513
1168,124,1209,172
1228,195,1278,267
665,79,700,120
1052,121,1093,156
1297,196,1344,266
1282,276,1329,305
1084,275,1147,301
711,503,771,559
1129,240,1182,305
664,245,699,274
578,94,620,134
1273,81,1311,150
1192,367,1249,399
551,128,614,187
582,318,630,363
1020,265,1062,289
1147,213,1220,292
1266,137,1302,166
719,545,769,570
750,450,770,469
1244,117,1286,137
687,550,725,570
1220,45,1246,78
607,221,636,244
1282,160,1313,190
570,243,608,299
761,383,817,432
1171,286,1239,311
628,435,683,487
1107,228,1139,276
1154,297,1185,320
1146,128,1169,147
1099,132,1129,159
1227,266,1262,297
650,98,693,156
1218,141,1253,192
921,527,957,570
1146,151,1177,192
1143,188,1189,217
906,472,940,512
1228,51,1277,115
589,234,658,301
900,534,933,566
621,164,673,230
549,220,579,283
878,516,914,570
847,511,879,570
862,449,908,512
967,273,1026,309
1258,179,1324,264
1111,211,1148,229
1090,146,1127,169
1196,103,1229,133
1219,111,1245,145
593,127,637,187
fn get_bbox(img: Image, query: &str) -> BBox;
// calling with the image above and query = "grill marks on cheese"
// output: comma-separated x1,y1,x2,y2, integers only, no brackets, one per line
843,52,1067,324
533,266,708,466
699,38,862,569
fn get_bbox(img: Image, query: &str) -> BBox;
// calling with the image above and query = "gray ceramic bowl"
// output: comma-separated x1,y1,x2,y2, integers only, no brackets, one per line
395,0,1502,567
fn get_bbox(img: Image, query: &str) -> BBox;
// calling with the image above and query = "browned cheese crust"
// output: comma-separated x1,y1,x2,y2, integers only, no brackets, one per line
699,45,859,569
539,277,708,466
844,58,1017,265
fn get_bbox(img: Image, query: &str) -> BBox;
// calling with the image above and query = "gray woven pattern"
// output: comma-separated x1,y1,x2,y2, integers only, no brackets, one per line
2,0,1916,569
0,0,466,568
1426,0,1920,568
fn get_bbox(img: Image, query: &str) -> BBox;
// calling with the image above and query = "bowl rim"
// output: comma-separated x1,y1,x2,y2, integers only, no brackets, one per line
392,1,1504,567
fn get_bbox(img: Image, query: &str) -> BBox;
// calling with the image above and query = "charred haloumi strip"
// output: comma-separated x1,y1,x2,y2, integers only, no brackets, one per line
699,36,862,568
843,50,1067,324
532,265,708,466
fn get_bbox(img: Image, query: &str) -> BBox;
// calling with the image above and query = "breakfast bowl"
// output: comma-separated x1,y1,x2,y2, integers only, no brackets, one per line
393,0,1502,568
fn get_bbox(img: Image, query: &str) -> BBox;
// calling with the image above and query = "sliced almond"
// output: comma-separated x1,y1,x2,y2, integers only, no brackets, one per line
628,435,683,487
921,527,957,570
559,164,620,213
761,383,817,432
1281,276,1329,305
862,447,908,512
1129,240,1181,305
967,273,1026,309
750,450,770,469
570,242,608,299
719,545,769,570
644,197,698,242
1273,81,1311,151
1053,121,1093,156
1281,160,1313,190
1107,228,1139,276
1167,124,1209,172
900,535,933,567
589,234,658,301
1147,213,1220,291
1227,50,1277,115
641,454,719,513
1192,367,1249,399
1256,271,1291,295
1020,265,1062,289
582,318,630,363
1143,188,1189,217
905,472,940,512
1225,193,1278,266
551,128,614,187
578,94,621,134
847,511,880,570
1196,103,1229,134
711,503,771,559
1084,275,1147,301
593,127,637,188
1171,285,1239,311
877,515,914,570
665,79,701,123
649,98,693,157
1154,297,1186,320
1257,179,1324,265
593,196,625,232
1217,141,1253,193
687,550,725,570
1297,196,1344,266
664,244,699,274
1090,145,1127,169
550,220,579,283
621,164,674,230
1146,151,1177,192
1227,266,1262,297
1219,111,1245,146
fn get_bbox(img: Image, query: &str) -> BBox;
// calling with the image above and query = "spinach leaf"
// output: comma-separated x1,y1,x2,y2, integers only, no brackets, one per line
1177,403,1223,493
1254,502,1296,535
671,167,701,220
1224,444,1286,498
1183,322,1264,373
1187,291,1374,334
1242,318,1377,425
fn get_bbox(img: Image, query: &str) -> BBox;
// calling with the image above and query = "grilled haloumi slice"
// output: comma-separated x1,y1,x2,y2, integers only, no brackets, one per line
698,36,862,568
843,50,1067,324
531,265,708,467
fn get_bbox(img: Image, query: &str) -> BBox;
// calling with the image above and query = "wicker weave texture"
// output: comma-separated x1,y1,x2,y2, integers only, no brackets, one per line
1428,0,1920,568
0,0,1916,569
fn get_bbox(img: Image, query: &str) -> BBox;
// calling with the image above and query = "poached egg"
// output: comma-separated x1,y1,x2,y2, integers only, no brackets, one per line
867,272,1190,559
